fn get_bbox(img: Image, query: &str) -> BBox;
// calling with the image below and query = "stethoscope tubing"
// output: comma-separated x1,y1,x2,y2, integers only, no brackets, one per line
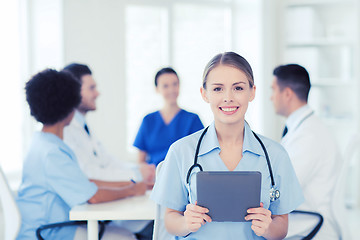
186,126,276,189
186,126,208,185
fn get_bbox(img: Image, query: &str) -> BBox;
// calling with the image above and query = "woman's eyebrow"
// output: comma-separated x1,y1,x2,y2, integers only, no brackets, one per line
211,81,247,86
233,81,246,85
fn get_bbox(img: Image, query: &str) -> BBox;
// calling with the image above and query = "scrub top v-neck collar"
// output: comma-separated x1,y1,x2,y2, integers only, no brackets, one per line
197,121,265,171
158,109,183,126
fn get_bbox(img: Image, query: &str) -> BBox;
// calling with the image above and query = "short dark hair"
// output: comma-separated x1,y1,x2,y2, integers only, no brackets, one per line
63,63,92,82
273,64,311,102
154,67,178,87
25,69,81,125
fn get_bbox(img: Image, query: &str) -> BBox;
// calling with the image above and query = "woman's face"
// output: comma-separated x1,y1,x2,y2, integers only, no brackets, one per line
156,73,179,105
201,65,255,126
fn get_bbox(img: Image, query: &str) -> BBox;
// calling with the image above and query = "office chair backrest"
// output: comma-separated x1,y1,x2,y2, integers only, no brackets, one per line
0,166,21,240
152,161,173,240
330,134,359,240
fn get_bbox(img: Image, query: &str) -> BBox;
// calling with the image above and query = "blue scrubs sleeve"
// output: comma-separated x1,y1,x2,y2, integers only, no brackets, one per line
269,148,304,215
45,151,98,208
133,117,148,152
151,144,189,212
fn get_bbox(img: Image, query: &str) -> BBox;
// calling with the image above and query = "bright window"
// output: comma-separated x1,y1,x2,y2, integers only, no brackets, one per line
125,5,169,150
0,0,63,188
0,0,23,177
125,1,236,150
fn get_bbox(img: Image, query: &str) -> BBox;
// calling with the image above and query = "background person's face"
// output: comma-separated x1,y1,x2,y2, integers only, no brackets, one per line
270,77,287,116
78,74,99,113
156,73,179,105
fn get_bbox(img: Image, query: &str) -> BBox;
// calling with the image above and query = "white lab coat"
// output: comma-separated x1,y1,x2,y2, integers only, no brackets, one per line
281,105,340,240
64,111,150,234
64,111,140,181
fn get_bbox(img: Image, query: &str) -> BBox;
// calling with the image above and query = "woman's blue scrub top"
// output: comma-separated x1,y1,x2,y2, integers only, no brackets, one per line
133,109,204,166
151,122,304,240
16,132,97,240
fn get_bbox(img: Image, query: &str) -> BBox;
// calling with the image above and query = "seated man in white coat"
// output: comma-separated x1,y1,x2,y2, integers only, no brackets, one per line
270,64,341,239
63,63,155,240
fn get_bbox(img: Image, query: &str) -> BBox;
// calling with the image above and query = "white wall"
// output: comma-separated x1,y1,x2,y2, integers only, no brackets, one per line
61,0,271,161
63,0,129,160
260,0,284,141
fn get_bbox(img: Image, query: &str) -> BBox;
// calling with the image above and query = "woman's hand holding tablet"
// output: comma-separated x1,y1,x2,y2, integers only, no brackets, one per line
183,202,212,233
245,202,272,237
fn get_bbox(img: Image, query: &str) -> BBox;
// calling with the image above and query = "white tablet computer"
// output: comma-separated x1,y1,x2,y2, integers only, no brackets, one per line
196,171,261,222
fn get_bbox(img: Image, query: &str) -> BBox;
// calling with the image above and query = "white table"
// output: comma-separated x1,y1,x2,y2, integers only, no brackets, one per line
70,191,156,240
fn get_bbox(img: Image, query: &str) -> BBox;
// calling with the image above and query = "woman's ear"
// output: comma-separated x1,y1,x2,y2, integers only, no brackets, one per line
249,85,256,102
200,87,209,103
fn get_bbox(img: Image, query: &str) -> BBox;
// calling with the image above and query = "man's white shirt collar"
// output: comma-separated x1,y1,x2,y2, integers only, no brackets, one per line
285,104,313,132
74,110,87,127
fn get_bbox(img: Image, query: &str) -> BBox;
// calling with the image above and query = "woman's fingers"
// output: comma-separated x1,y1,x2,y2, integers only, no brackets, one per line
245,212,270,222
185,204,212,222
246,205,271,220
187,202,209,213
184,203,212,232
247,205,270,216
245,203,272,237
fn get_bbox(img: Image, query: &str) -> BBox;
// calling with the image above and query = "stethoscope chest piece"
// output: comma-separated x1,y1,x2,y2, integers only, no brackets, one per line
269,187,280,202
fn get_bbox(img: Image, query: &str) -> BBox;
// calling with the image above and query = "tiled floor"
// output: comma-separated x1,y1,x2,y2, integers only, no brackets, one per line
0,206,359,239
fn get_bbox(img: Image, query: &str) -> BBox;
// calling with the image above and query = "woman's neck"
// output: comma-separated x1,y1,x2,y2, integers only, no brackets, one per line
161,102,180,114
215,120,245,146
160,103,181,125
42,123,65,139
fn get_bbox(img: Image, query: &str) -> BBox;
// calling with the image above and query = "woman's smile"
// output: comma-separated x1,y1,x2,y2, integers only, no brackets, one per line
219,106,239,114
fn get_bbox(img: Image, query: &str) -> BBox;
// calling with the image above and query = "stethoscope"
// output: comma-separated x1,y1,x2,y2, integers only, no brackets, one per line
186,126,280,203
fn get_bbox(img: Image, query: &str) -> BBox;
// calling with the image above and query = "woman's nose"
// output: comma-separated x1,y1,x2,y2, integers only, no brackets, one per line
223,90,234,102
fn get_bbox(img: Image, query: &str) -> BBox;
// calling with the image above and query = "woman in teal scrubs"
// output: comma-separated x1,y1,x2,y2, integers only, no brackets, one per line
17,69,144,239
151,52,304,239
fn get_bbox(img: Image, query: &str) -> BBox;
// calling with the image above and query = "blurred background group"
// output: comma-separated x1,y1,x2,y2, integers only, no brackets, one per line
0,0,359,235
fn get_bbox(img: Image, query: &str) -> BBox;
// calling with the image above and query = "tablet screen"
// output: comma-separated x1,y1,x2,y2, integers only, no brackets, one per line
196,171,261,222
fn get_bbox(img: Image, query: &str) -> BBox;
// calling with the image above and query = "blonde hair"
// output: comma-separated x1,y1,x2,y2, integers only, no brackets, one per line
202,52,254,89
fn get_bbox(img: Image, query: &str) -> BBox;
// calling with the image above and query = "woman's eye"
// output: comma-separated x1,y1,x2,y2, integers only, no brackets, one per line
213,87,222,92
235,86,243,91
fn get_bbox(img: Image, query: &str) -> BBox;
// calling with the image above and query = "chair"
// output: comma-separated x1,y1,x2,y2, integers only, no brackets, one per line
36,220,106,240
152,161,174,240
0,166,21,240
286,210,323,240
0,165,106,240
329,134,360,240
